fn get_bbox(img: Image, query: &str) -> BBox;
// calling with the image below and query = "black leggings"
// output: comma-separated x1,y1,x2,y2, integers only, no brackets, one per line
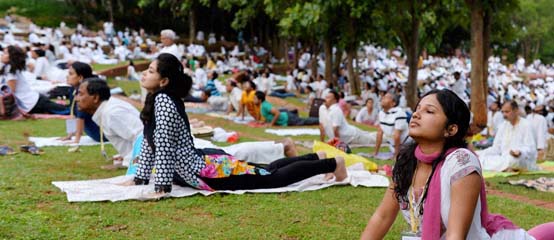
29,94,67,114
176,153,337,191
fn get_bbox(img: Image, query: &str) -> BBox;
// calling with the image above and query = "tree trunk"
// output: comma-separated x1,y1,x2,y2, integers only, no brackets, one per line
469,0,487,129
333,48,342,85
310,43,319,78
323,37,333,84
189,9,196,44
106,0,114,23
284,40,290,69
405,5,420,111
346,47,360,95
482,9,491,106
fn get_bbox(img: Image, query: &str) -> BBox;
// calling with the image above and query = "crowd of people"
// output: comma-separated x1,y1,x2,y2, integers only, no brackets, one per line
1,16,553,239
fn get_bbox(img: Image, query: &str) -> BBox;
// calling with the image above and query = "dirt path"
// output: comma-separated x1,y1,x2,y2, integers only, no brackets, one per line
487,189,554,210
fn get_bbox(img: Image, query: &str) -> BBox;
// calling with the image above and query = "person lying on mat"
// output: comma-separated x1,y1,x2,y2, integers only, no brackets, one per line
360,89,537,240
1,45,67,115
75,78,143,169
118,53,347,197
253,91,319,127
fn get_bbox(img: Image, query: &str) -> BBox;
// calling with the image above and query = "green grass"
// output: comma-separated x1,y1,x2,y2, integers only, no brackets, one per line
0,0,77,27
1,80,553,239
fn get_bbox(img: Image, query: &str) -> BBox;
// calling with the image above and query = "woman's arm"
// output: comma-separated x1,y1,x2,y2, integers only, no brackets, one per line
7,79,16,92
445,172,481,240
134,137,155,183
360,187,400,240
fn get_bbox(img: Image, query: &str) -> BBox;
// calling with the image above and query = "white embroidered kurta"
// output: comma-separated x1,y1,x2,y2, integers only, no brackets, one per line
477,118,538,171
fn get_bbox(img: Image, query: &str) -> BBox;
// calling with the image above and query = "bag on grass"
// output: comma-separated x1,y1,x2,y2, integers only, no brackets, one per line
0,85,18,120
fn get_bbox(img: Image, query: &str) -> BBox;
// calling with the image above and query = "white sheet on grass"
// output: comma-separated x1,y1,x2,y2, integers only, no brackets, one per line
29,136,106,147
265,128,320,136
52,163,389,202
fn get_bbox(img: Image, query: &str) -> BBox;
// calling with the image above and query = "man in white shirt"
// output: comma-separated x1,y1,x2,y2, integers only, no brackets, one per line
76,79,143,168
226,79,242,114
159,29,182,60
319,91,376,146
372,91,409,159
477,101,538,172
526,104,548,161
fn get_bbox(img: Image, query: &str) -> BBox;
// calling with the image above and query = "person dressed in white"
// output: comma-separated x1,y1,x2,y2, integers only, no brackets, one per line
319,91,376,145
75,79,143,168
477,101,538,172
159,29,182,60
526,104,548,161
225,79,242,114
487,101,504,137
355,98,379,126
372,91,409,159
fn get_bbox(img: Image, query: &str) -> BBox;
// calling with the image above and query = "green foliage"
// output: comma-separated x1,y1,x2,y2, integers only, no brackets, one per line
0,0,77,27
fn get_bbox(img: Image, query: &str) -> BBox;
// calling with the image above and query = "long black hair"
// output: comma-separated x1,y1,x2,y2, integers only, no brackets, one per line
2,46,26,74
140,53,192,150
392,89,470,215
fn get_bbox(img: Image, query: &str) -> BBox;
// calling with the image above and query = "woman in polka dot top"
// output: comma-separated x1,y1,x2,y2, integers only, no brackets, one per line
128,53,348,197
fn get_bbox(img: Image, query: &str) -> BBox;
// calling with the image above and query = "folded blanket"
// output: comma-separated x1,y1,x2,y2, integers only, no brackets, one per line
29,136,106,147
52,163,389,202
265,128,320,136
509,177,554,193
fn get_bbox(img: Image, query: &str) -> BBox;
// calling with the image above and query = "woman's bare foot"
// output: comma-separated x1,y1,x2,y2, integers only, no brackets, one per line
317,151,334,180
316,151,326,159
333,156,348,182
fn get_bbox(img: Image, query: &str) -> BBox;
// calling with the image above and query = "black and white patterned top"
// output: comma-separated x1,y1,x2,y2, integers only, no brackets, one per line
135,93,206,192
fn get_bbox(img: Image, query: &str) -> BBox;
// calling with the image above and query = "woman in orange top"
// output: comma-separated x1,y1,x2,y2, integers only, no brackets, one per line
238,79,260,120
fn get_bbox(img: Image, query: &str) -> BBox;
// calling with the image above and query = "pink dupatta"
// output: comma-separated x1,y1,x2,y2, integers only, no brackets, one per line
414,146,518,239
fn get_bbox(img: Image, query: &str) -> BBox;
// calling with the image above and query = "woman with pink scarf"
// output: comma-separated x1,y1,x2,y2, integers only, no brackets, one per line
360,89,545,239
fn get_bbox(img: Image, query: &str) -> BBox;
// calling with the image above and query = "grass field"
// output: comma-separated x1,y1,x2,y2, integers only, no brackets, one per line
0,67,553,239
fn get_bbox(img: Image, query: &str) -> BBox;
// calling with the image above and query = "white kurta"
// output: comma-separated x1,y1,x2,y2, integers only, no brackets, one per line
477,118,538,171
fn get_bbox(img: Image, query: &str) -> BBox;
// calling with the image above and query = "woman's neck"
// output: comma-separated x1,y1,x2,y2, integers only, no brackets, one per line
417,140,444,154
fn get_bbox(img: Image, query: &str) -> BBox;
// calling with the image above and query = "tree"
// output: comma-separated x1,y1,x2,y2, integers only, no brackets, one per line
374,0,456,110
465,0,518,129
139,0,211,43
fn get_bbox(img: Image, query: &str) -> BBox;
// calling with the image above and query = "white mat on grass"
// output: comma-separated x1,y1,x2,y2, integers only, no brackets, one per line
29,136,106,147
265,128,320,136
52,163,389,202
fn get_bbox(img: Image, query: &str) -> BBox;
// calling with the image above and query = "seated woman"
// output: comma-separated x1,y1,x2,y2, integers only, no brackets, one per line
1,45,66,115
360,89,539,239
59,62,105,144
254,91,318,126
237,79,260,120
121,53,347,197
355,98,379,126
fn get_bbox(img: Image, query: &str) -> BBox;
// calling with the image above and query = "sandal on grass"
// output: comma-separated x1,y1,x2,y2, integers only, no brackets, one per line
20,145,45,155
0,146,16,156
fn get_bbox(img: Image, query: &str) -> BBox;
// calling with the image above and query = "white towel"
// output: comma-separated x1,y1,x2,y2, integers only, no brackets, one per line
29,136,105,147
265,128,320,136
52,163,389,202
